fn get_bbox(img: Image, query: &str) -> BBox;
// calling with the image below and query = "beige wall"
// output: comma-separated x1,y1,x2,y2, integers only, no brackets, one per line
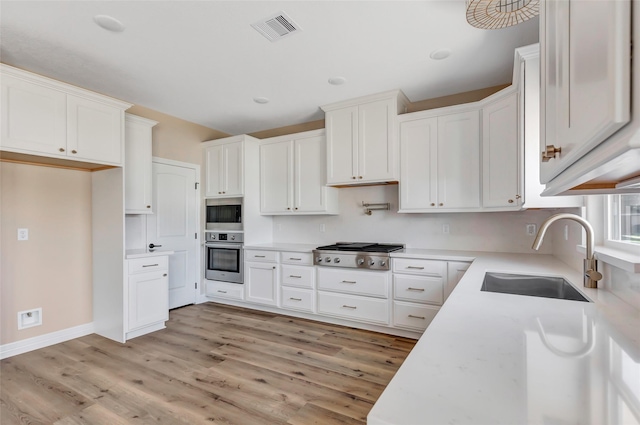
127,105,229,165
1,162,93,344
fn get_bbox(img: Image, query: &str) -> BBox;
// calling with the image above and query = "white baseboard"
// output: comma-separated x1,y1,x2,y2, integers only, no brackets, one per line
0,322,95,360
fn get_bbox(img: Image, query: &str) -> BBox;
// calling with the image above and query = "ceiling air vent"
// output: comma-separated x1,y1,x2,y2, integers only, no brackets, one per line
251,11,301,42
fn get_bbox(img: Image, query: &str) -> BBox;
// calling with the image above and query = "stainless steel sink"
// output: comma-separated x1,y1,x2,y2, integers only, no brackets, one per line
481,272,590,302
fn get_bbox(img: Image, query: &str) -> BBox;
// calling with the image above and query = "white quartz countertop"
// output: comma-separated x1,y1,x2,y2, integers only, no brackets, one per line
368,252,640,425
391,248,483,262
243,243,318,252
125,249,175,259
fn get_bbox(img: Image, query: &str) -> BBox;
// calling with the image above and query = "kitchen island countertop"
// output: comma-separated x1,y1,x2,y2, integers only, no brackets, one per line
368,252,640,425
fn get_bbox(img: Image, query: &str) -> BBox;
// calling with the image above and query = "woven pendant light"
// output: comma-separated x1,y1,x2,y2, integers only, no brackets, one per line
466,0,539,29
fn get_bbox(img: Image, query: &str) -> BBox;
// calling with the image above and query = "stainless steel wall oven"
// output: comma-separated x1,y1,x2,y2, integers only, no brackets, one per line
204,231,243,283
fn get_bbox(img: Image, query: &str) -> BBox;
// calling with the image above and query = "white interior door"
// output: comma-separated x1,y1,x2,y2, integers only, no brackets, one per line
147,160,198,309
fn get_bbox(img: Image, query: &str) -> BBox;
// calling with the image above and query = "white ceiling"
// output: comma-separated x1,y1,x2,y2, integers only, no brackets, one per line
0,1,539,135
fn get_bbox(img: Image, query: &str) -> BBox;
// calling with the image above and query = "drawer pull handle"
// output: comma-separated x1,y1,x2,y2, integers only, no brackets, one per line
289,275,302,278
289,257,302,260
408,314,426,320
254,255,266,258
289,297,302,301
142,264,159,268
407,287,425,292
406,266,425,270
217,290,227,294
341,280,357,284
342,305,357,309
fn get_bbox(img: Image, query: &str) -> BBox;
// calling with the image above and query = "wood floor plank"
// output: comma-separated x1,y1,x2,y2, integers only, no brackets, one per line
0,302,416,424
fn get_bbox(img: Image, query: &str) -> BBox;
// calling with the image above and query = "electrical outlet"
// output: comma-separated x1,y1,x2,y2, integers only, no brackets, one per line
17,228,28,241
526,224,537,236
17,308,42,330
442,224,450,234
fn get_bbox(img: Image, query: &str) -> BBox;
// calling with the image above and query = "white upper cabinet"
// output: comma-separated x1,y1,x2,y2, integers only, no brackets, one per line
540,0,631,184
260,129,338,215
0,64,131,166
125,114,158,214
322,90,409,185
204,140,243,198
399,108,480,212
482,92,521,209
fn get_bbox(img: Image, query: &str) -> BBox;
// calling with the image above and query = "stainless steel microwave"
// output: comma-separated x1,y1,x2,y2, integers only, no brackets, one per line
206,198,242,230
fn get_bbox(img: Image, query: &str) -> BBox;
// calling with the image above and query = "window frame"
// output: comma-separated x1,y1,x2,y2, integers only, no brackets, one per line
605,194,640,256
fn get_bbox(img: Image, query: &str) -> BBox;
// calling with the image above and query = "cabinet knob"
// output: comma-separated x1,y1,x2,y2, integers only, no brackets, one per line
287,207,291,210
358,176,363,179
218,192,222,194
294,207,298,210
71,150,77,154
146,205,151,209
515,195,522,199
352,176,356,180
59,148,65,152
508,199,514,203
430,203,435,207
163,273,167,277
439,203,444,207
542,145,561,162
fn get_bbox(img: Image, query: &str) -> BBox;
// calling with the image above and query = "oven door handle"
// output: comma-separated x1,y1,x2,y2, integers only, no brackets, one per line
205,243,244,249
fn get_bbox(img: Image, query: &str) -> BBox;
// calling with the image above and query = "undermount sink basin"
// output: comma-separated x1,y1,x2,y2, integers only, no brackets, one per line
481,272,590,302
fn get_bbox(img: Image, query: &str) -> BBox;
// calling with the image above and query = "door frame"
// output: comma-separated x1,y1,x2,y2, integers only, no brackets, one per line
151,157,202,305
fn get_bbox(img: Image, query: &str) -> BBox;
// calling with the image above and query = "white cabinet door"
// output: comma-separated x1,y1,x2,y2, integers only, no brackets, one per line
1,74,67,155
128,270,169,331
205,141,243,198
359,99,395,182
326,106,358,184
445,261,470,301
204,144,224,197
294,134,326,212
437,111,480,209
260,140,293,213
540,0,630,183
482,93,521,208
245,261,278,306
125,114,156,214
67,95,123,165
222,141,243,196
399,117,438,211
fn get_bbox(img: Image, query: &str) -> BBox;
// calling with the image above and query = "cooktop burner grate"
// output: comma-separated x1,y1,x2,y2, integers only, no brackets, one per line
315,242,404,253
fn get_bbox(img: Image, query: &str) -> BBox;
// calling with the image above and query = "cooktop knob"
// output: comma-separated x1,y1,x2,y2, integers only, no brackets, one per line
325,257,332,263
357,258,365,265
334,258,341,263
230,235,236,240
369,260,376,266
316,257,323,263
380,260,386,267
211,234,216,240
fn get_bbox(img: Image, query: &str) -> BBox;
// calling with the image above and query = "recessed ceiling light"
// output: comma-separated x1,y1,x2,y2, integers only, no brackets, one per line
93,15,125,33
328,76,347,86
429,48,452,60
253,97,270,104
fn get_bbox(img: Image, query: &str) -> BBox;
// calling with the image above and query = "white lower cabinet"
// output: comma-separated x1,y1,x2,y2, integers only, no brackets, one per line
393,302,440,331
318,292,390,325
205,280,245,301
317,268,390,325
281,286,315,313
126,256,169,339
245,261,278,306
279,252,315,313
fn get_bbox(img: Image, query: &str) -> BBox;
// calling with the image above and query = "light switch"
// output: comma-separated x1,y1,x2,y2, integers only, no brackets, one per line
17,228,28,241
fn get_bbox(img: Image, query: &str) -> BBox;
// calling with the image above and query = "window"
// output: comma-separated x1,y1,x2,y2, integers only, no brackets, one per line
607,194,640,253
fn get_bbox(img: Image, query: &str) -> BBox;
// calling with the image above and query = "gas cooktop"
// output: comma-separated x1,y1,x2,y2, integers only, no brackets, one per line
313,242,404,270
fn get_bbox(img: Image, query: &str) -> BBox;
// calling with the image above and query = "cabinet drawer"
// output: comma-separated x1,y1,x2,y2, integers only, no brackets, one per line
317,268,389,298
280,265,314,288
394,274,444,305
128,256,168,274
393,258,446,276
393,301,439,331
205,280,244,301
281,287,315,313
280,251,313,265
245,250,278,263
318,292,389,325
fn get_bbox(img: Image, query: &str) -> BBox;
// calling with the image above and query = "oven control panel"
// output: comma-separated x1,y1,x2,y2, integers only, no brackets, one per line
205,231,244,243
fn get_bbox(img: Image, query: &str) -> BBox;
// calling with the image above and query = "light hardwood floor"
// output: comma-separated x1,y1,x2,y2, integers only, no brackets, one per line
1,303,416,424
